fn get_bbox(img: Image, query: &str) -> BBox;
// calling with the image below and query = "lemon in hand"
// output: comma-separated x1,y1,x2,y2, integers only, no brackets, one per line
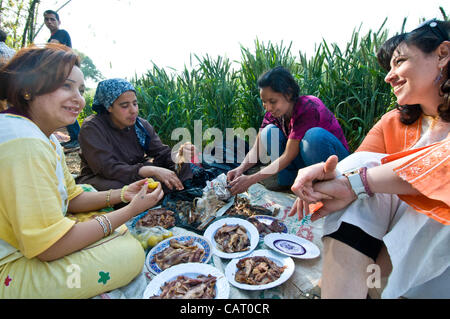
147,178,160,190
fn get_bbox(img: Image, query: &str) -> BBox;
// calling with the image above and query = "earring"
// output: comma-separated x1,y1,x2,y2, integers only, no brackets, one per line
434,68,443,84
23,93,31,100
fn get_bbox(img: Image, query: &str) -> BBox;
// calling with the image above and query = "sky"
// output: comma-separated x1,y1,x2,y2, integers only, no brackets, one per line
33,0,447,87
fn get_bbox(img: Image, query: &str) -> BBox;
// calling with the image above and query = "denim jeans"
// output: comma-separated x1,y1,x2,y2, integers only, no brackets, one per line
260,124,350,186
66,121,80,142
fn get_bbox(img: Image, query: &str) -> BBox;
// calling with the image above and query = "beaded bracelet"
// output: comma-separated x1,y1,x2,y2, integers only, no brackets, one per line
359,167,374,197
120,186,129,203
94,216,109,237
105,189,113,208
101,214,113,235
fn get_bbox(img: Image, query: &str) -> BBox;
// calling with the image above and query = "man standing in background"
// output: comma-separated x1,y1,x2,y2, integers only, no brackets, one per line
44,9,80,150
44,10,72,47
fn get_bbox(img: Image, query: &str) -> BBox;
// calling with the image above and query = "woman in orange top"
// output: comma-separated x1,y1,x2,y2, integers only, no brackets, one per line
290,19,450,299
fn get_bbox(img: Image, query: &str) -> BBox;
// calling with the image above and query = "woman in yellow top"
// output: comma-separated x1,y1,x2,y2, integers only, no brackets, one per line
290,19,449,299
0,44,164,298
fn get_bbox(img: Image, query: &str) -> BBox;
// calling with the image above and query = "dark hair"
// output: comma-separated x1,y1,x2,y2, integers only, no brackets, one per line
44,10,60,21
0,43,80,115
0,30,7,43
377,20,450,124
257,66,300,102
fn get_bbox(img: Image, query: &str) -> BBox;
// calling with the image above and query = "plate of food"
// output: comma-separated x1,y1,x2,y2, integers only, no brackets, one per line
203,217,259,259
247,215,288,238
135,207,176,229
143,263,230,299
264,233,320,259
146,235,212,274
224,249,294,291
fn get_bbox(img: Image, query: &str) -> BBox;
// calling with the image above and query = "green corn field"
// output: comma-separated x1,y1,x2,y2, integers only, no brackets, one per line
79,10,447,152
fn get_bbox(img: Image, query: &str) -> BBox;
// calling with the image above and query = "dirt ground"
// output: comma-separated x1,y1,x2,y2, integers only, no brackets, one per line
65,150,81,176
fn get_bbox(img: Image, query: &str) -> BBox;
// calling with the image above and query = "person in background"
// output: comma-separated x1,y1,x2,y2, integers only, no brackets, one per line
289,19,450,299
0,29,15,63
76,78,195,195
227,66,349,194
44,9,80,150
0,29,15,111
0,44,164,298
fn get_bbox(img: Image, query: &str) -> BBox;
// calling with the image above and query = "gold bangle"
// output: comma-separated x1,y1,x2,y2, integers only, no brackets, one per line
105,189,113,208
120,186,129,203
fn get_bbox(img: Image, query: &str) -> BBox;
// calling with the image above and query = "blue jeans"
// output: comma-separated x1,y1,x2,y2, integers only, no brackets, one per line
260,124,350,186
66,121,80,142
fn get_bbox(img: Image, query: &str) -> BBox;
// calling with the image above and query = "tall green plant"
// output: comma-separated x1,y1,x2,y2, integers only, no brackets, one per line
238,39,301,130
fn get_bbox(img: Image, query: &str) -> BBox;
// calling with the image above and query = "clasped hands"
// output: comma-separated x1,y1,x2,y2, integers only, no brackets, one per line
288,155,357,222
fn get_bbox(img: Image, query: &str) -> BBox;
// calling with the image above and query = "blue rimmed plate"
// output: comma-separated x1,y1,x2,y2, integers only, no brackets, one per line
203,217,259,259
146,235,212,275
264,233,320,259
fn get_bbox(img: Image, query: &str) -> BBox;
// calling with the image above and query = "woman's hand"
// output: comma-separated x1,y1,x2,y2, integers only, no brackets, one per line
126,181,164,216
153,166,184,191
123,179,155,202
288,155,338,219
289,176,357,222
176,142,200,165
309,177,357,221
226,166,243,184
227,174,254,195
291,155,339,197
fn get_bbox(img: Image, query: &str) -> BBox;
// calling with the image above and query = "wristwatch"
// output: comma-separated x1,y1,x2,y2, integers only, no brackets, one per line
343,168,369,200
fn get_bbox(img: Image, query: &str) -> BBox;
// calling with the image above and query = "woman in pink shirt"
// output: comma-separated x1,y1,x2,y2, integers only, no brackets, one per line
227,66,349,194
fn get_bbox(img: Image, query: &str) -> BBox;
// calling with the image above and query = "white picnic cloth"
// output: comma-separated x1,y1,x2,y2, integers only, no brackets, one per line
93,183,324,299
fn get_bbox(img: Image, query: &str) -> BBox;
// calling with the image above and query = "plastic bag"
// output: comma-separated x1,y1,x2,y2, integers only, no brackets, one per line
131,225,173,250
202,173,231,201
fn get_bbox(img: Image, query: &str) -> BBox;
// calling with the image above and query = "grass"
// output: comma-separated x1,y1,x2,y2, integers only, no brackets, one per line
79,10,448,152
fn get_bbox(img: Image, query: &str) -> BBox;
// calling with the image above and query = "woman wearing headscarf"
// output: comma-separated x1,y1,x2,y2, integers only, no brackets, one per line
76,78,194,194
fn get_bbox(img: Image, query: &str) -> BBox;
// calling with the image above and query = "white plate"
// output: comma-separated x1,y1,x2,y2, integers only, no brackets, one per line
146,235,212,275
248,215,288,238
224,249,294,291
142,263,230,299
264,233,320,259
203,217,259,259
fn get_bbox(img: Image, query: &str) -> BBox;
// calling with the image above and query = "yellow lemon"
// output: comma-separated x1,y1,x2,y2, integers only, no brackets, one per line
162,231,173,239
147,178,160,190
140,240,148,250
147,235,163,247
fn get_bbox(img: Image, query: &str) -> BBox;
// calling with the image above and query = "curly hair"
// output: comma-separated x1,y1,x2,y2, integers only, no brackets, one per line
377,20,450,124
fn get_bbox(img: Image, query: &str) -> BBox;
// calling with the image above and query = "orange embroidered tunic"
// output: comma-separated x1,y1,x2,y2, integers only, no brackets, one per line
357,110,449,225
357,109,421,154
381,136,450,225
